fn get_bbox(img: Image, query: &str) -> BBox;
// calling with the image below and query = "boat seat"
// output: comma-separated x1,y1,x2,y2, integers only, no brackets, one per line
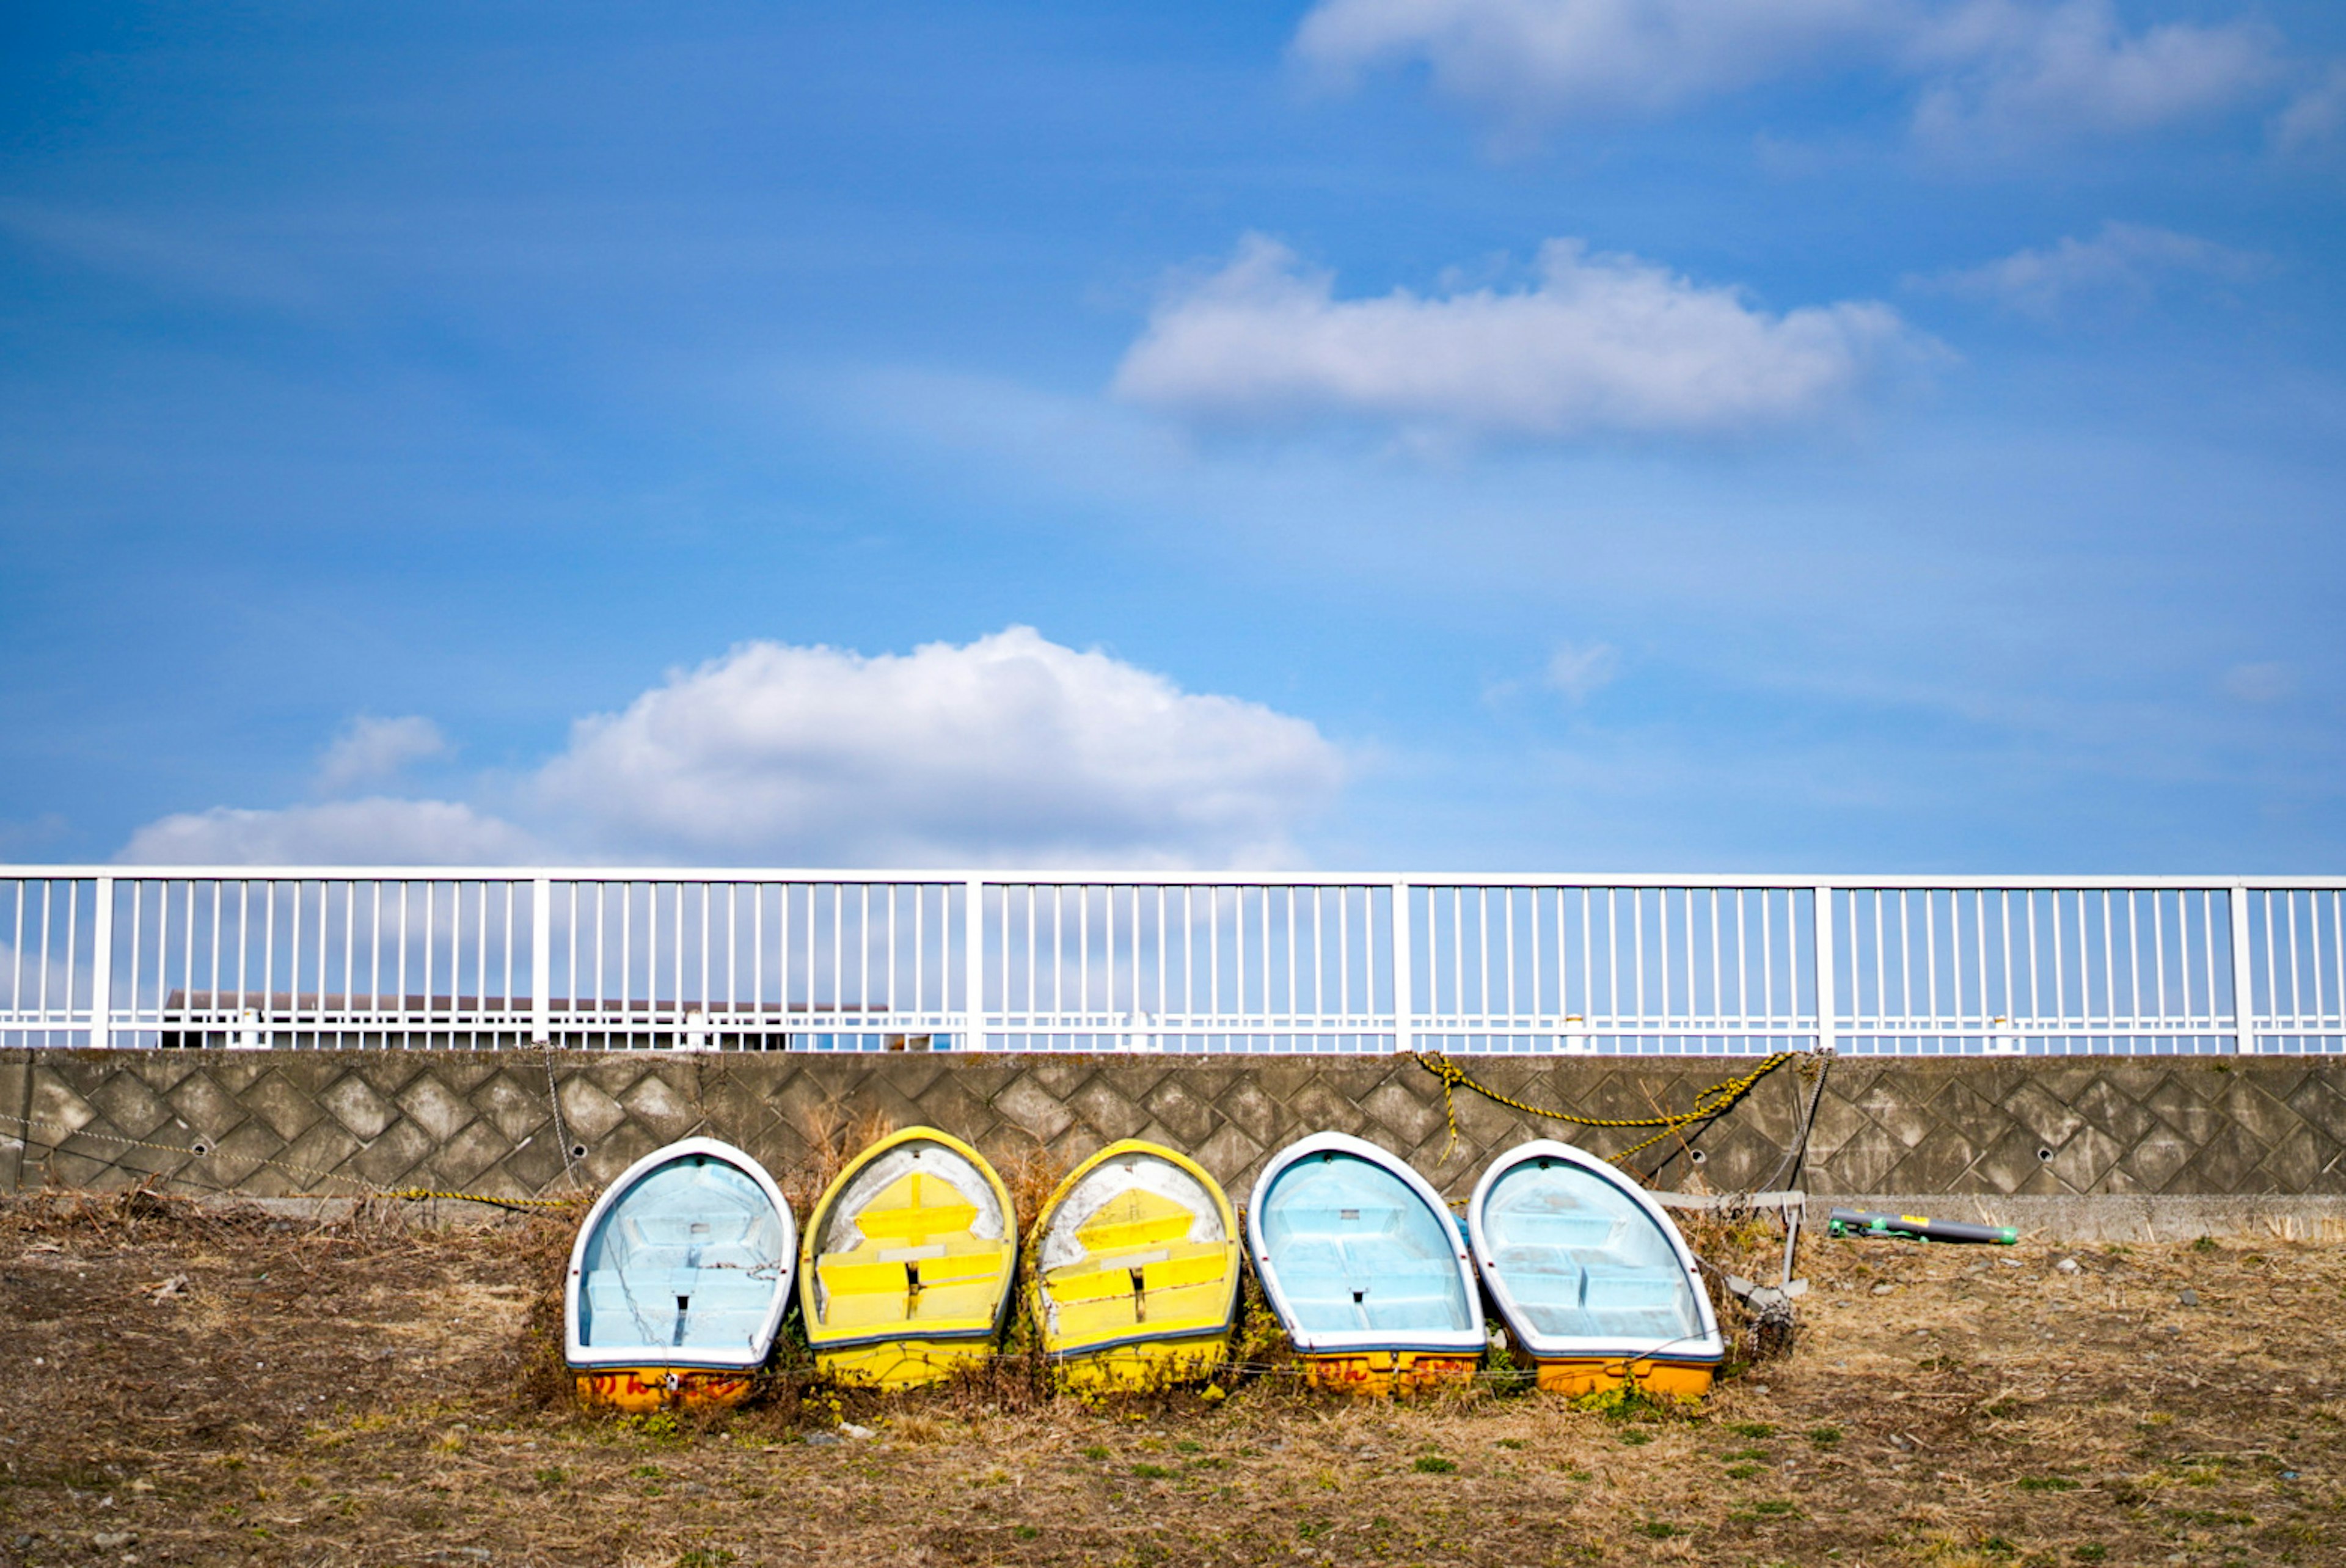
1580,1266,1687,1311
1044,1239,1230,1327
1495,1252,1585,1307
1494,1212,1617,1249
1078,1209,1204,1255
679,1274,778,1349
1269,1237,1347,1273
582,1267,778,1351
1278,1245,1469,1332
1277,1204,1409,1234
814,1244,1009,1330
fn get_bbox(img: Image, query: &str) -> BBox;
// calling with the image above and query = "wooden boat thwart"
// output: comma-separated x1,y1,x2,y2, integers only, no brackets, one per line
799,1127,1017,1388
565,1136,795,1412
1031,1140,1240,1390
1468,1139,1723,1398
1248,1132,1484,1395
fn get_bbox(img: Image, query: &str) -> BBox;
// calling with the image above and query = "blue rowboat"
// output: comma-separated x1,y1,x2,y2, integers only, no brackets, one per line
1246,1132,1483,1394
1467,1139,1722,1398
565,1136,795,1410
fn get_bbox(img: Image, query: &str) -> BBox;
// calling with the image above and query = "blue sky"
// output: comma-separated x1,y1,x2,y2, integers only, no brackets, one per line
2,0,2342,872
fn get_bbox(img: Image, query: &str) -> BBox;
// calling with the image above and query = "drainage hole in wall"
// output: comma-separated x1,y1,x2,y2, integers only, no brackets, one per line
2036,1147,2054,1162
570,1144,588,1159
1687,1148,1707,1165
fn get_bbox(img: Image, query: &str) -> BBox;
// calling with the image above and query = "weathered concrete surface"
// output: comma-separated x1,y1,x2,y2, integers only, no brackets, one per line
0,1049,29,1195
5,1048,2343,1206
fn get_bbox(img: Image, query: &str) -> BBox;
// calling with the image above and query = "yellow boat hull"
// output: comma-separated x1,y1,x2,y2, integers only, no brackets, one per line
813,1338,998,1389
799,1127,1018,1387
1532,1357,1714,1399
1052,1333,1230,1393
1029,1140,1241,1391
1302,1350,1481,1396
573,1368,755,1412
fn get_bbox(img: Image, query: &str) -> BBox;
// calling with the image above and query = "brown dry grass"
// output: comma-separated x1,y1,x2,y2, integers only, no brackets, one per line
3,1189,2342,1568
778,1104,899,1217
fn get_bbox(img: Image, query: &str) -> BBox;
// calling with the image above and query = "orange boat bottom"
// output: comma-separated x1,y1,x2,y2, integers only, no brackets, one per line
1532,1358,1715,1399
573,1368,755,1413
1302,1351,1481,1396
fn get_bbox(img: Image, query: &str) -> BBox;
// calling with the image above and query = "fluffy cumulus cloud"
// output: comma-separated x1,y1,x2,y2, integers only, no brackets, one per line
115,629,1345,869
1921,221,2269,317
314,715,448,795
119,798,545,866
1113,235,1928,442
532,627,1343,866
1294,0,2298,147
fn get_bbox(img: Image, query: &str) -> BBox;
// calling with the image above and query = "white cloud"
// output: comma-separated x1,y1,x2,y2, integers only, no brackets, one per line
119,629,1345,869
315,714,448,795
1907,1,2282,147
1546,642,1621,702
1293,0,2294,148
533,627,1343,867
1113,234,1929,442
1294,0,1886,122
1921,221,2268,318
119,798,544,866
2276,62,2346,152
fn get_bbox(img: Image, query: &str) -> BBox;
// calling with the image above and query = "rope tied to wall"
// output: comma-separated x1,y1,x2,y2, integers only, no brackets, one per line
0,1109,589,1213
1411,1049,1805,1164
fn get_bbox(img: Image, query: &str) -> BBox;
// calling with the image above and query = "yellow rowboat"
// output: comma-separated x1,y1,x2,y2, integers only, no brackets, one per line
798,1126,1017,1388
1248,1132,1485,1396
1467,1139,1723,1399
1029,1140,1240,1391
565,1136,795,1412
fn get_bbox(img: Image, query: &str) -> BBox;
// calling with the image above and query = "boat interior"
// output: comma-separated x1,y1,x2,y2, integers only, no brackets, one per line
577,1152,788,1357
1257,1150,1473,1336
1480,1156,1705,1346
812,1139,1011,1333
1038,1151,1232,1343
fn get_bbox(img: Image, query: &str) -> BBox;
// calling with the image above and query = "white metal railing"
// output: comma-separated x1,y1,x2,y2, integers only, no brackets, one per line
2,868,2342,1054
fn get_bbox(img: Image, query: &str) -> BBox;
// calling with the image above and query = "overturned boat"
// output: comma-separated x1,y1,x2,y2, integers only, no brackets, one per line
799,1126,1017,1388
1247,1132,1483,1394
1467,1139,1723,1398
1029,1140,1240,1390
565,1136,795,1411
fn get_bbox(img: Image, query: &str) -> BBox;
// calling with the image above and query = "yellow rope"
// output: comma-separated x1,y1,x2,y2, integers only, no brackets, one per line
375,1188,585,1211
1411,1049,1802,1163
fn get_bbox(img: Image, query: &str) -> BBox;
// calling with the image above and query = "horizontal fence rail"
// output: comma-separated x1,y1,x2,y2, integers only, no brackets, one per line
2,869,2342,1054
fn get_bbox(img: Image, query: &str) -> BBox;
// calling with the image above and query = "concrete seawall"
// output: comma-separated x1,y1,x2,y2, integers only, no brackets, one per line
8,1049,2343,1219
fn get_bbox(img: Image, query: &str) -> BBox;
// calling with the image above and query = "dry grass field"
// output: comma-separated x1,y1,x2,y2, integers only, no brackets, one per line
2,1189,2341,1568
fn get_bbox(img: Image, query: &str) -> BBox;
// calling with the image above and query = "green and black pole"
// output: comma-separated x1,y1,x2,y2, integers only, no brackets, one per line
1826,1208,2017,1245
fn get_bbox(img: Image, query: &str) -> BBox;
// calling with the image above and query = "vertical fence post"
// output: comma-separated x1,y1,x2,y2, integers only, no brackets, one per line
1812,883,1836,1056
89,875,114,1050
1390,880,1414,1056
2229,884,2256,1054
531,877,552,1046
963,878,986,1051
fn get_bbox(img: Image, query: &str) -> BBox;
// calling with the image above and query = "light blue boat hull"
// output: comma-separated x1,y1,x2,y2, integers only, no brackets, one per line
1467,1140,1722,1387
1247,1132,1483,1361
566,1137,796,1380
